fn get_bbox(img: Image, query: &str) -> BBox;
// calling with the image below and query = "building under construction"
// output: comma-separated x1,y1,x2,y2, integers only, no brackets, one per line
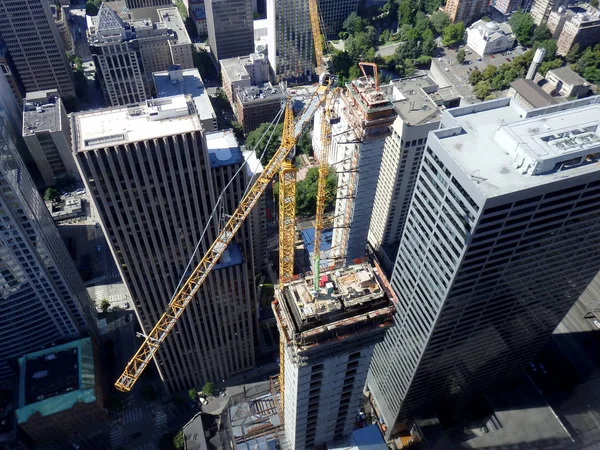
273,259,395,450
314,74,396,265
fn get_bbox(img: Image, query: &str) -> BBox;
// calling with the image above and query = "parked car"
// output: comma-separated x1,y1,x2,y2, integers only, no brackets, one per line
593,319,600,329
96,245,101,252
529,362,537,372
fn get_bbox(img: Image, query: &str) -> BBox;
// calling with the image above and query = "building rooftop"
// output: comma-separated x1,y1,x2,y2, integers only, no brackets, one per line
546,66,589,87
182,413,208,450
435,96,600,197
346,76,394,113
206,129,244,168
236,83,285,106
153,66,216,125
72,95,200,152
221,53,267,83
242,150,264,179
469,20,513,38
382,75,460,126
157,7,191,45
22,90,62,136
510,79,558,108
15,338,97,424
274,261,395,351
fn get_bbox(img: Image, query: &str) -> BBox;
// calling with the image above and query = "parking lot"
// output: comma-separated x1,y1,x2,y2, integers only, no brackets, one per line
431,45,528,104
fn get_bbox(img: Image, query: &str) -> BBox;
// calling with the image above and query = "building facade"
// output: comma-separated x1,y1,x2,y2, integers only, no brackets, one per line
22,90,78,188
205,0,254,61
189,0,208,36
274,262,394,450
367,76,460,274
72,97,258,392
556,9,600,56
444,0,487,25
0,108,96,382
0,41,23,109
0,0,75,99
368,97,600,436
89,4,192,106
314,77,396,265
235,84,285,133
126,0,172,8
531,0,569,25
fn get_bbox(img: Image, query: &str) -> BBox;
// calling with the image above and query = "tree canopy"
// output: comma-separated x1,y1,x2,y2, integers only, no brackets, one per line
509,10,535,46
202,381,216,397
442,22,465,47
44,188,60,202
247,122,284,166
431,11,451,34
296,167,338,217
573,43,600,84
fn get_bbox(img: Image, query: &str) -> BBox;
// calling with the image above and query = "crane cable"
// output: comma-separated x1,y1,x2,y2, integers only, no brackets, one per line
168,104,286,304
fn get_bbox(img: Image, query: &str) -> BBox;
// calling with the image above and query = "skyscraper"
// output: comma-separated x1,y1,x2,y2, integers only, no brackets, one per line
205,0,254,61
274,261,394,450
367,76,460,273
72,97,258,392
531,0,569,25
0,107,96,381
368,97,600,435
267,0,360,80
0,0,75,99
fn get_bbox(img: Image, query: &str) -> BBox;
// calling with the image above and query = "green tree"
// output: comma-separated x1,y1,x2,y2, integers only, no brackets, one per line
100,299,110,313
192,48,217,79
532,25,551,43
473,80,491,99
397,0,414,26
297,127,313,156
423,0,442,14
43,188,60,202
247,122,284,166
442,22,465,47
188,388,198,401
431,11,450,34
565,43,580,63
591,0,599,7
295,167,338,217
230,120,244,141
348,65,362,80
202,381,216,396
173,430,185,450
85,1,99,16
456,49,466,64
509,10,535,46
534,39,557,60
539,58,564,76
142,385,158,402
482,64,497,80
175,0,188,20
469,69,482,85
343,12,364,34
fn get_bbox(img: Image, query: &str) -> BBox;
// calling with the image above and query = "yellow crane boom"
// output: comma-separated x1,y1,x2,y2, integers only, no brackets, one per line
115,93,327,392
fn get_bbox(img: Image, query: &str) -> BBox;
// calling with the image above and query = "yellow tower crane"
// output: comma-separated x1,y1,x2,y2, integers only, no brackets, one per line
115,0,333,395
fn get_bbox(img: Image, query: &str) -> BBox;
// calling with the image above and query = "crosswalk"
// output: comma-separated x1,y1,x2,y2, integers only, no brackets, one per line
120,407,144,425
109,426,125,448
154,410,168,431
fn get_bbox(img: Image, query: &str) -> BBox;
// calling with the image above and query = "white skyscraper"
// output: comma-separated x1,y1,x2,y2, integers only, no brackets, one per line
368,96,600,436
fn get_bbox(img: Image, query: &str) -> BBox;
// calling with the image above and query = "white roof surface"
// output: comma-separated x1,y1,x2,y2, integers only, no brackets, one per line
73,95,200,152
436,97,600,197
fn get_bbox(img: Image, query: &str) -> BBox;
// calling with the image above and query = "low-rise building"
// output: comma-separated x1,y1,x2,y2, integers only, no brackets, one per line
153,65,217,133
234,83,285,133
45,197,85,222
220,53,271,104
15,338,107,448
556,8,600,56
22,90,79,187
466,20,516,56
508,78,558,111
545,66,591,98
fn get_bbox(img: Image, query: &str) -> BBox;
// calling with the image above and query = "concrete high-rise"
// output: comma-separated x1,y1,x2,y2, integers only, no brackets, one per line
126,0,172,8
531,0,569,25
0,0,75,99
368,96,600,436
267,0,360,80
444,0,487,25
273,261,394,450
0,107,96,382
89,4,193,106
205,0,254,61
314,76,396,265
367,76,460,273
72,97,258,392
22,90,79,188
